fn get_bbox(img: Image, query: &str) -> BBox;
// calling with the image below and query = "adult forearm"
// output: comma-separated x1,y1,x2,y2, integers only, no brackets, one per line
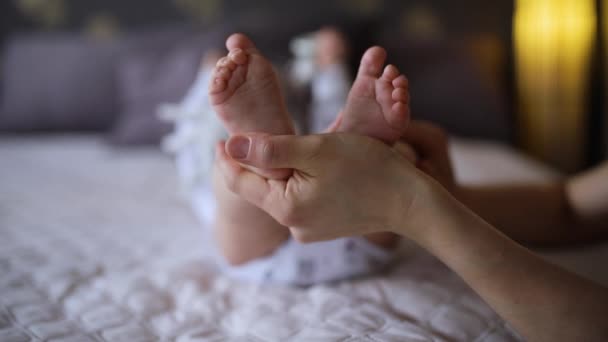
400,184,608,341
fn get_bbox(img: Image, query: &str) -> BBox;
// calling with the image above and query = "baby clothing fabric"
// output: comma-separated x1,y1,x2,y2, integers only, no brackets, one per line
310,63,351,133
160,68,227,190
221,235,394,286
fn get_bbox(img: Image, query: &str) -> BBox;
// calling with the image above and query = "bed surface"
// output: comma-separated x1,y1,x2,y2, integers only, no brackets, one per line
0,135,604,342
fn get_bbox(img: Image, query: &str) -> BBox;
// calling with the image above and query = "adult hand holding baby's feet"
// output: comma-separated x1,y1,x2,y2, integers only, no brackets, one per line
216,133,438,243
210,33,412,250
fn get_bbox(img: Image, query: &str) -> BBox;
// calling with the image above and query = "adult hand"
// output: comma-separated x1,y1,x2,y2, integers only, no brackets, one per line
401,121,456,194
215,133,435,242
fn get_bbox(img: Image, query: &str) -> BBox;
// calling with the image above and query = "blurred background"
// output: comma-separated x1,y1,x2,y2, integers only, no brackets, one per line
0,0,606,173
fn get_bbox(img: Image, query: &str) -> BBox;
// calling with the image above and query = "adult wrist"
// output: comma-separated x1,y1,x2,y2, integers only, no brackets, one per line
388,168,447,242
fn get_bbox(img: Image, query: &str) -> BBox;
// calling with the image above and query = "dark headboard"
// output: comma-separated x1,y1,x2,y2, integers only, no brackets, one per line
1,0,515,142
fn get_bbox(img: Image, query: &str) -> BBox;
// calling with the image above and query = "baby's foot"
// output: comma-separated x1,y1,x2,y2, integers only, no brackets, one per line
210,33,295,179
337,47,410,144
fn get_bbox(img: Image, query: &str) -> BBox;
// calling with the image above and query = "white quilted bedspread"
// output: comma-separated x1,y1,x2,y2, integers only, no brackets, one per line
0,134,559,342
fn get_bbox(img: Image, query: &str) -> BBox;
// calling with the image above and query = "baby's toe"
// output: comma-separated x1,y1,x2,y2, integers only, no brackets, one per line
209,66,234,94
215,67,232,80
392,88,409,103
226,33,257,52
217,56,238,71
381,65,400,82
357,46,387,78
210,77,227,94
389,102,410,128
228,48,248,65
392,75,409,88
392,101,408,115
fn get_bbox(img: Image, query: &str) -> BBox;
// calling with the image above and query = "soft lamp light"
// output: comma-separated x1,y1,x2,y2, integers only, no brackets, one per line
514,0,596,171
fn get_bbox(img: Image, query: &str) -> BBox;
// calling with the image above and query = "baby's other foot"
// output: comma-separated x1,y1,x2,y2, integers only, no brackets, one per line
210,33,295,179
337,47,410,144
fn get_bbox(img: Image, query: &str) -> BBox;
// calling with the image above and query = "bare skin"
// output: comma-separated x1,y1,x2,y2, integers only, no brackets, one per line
210,33,410,264
217,132,608,341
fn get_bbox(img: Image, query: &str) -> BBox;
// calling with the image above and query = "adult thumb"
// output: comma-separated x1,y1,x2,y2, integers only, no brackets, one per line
225,133,322,170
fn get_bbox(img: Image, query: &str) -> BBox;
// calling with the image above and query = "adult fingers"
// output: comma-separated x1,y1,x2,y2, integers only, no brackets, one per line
216,141,277,207
225,133,323,171
393,141,419,164
400,120,449,158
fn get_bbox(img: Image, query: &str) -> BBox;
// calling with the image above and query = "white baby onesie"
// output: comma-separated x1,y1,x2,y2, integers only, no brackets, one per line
160,67,227,192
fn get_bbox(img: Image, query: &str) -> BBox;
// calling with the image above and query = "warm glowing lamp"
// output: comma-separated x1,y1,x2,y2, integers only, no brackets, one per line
514,0,596,171
604,0,608,156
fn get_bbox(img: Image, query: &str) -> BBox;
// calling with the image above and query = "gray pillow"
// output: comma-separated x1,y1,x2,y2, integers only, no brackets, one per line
108,31,225,145
0,34,122,131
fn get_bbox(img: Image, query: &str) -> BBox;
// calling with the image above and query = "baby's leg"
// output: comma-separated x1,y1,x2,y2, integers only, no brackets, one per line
209,34,295,265
211,161,290,265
